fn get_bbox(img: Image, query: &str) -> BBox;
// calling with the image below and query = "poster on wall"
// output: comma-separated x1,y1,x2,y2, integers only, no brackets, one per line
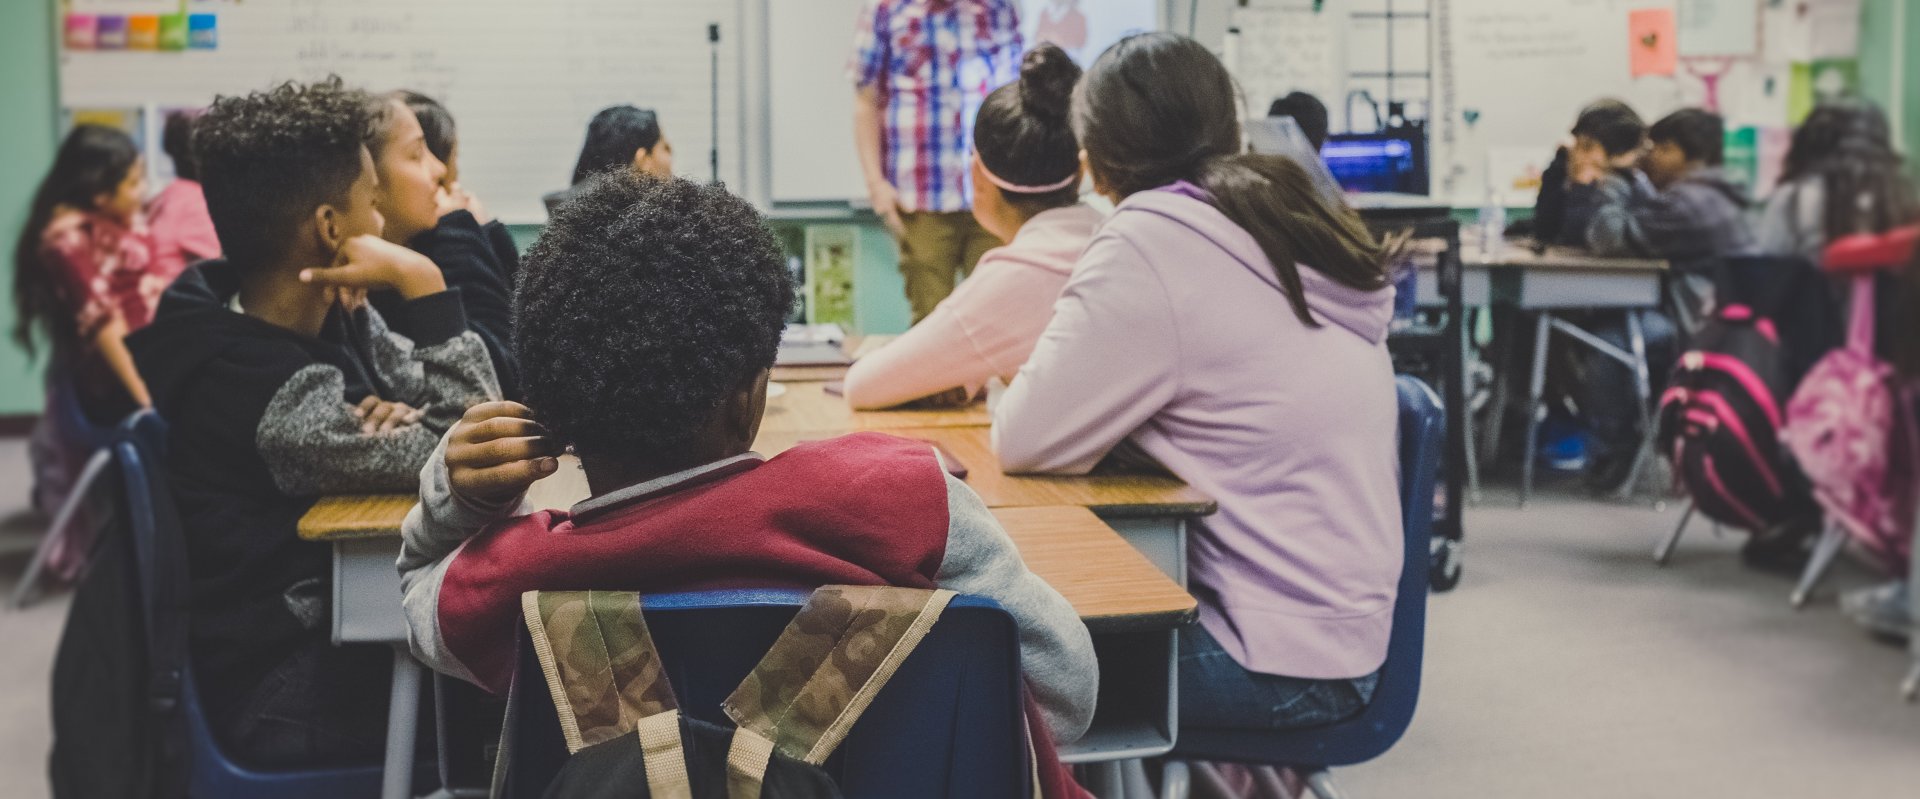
1019,0,1159,66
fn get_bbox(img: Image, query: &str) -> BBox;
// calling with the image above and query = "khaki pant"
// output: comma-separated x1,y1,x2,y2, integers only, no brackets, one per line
898,211,1000,323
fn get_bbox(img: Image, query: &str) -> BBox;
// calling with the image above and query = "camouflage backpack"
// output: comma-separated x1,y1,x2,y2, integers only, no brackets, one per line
520,586,962,799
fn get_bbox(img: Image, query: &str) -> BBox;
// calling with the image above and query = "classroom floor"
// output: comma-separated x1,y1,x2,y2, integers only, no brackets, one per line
0,440,1916,797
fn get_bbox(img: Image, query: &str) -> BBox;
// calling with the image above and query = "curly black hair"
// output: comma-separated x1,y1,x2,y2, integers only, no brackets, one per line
194,77,377,266
515,172,793,457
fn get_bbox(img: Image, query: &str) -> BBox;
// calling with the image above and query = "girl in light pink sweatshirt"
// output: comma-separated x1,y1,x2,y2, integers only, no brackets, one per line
994,33,1402,732
843,43,1101,410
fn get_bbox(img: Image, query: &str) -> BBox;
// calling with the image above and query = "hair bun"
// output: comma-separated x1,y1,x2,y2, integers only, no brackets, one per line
1018,43,1082,125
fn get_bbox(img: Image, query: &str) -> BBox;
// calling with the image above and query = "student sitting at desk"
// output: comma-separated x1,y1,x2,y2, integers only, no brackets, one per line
543,104,673,213
364,90,522,400
1570,108,1755,265
993,33,1399,734
148,111,222,281
397,90,523,286
1568,108,1755,484
1532,99,1645,247
396,172,1096,799
1759,99,1917,262
842,44,1100,409
126,78,500,768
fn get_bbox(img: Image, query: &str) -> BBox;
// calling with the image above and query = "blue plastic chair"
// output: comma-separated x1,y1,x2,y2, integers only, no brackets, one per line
498,588,1031,799
10,369,122,608
112,411,396,798
1163,374,1442,799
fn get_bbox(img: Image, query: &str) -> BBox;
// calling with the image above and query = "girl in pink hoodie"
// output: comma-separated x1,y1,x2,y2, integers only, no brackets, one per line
843,43,1102,410
994,33,1402,732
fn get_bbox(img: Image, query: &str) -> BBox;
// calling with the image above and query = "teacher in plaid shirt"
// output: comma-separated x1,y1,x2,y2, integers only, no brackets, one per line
851,0,1024,323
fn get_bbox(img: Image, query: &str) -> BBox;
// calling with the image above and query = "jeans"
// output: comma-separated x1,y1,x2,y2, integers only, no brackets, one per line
1177,623,1378,731
219,640,396,769
1578,310,1678,463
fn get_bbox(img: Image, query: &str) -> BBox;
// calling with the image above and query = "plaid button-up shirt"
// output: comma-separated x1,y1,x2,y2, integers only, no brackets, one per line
850,0,1023,213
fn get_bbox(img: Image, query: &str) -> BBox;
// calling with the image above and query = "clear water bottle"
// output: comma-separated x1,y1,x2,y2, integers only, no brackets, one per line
1477,182,1506,259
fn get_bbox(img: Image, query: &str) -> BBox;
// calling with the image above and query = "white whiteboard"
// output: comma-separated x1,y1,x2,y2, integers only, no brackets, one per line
58,0,745,223
765,0,868,205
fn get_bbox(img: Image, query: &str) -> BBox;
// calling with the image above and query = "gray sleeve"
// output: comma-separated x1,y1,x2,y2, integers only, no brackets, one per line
933,470,1098,743
397,429,529,685
254,363,449,496
359,300,502,435
1583,173,1646,256
1757,179,1826,261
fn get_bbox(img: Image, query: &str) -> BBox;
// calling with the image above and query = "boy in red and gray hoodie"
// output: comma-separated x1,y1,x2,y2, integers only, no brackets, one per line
396,172,1095,796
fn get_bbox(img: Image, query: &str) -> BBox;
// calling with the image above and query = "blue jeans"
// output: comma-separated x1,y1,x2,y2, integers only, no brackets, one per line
1178,623,1378,730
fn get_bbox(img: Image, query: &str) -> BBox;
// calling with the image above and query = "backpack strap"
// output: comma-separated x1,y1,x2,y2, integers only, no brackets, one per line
522,590,691,798
1847,275,1876,353
719,586,956,796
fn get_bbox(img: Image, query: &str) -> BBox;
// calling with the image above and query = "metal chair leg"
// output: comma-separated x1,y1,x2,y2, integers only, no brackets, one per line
1655,502,1695,566
1613,310,1657,501
10,448,114,609
1520,312,1552,507
1300,768,1347,799
1902,661,1920,703
1791,521,1849,609
1159,760,1190,799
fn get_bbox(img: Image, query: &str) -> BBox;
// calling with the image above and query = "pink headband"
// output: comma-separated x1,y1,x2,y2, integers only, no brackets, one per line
979,161,1080,194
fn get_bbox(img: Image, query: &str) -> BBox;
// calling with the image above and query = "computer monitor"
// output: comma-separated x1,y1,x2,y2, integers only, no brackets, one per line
1323,127,1429,195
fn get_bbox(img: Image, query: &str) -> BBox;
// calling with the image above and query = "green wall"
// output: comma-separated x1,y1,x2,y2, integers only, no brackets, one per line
0,0,57,415
2,0,1917,417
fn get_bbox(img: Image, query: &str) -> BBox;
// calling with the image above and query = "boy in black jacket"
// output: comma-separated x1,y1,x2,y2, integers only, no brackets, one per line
127,77,500,768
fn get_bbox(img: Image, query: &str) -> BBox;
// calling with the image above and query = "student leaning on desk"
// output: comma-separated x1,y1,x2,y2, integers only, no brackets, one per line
125,78,501,770
993,33,1399,737
394,172,1097,799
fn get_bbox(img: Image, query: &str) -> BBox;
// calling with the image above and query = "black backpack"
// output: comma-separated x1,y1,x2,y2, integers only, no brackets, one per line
1656,303,1817,532
48,418,190,799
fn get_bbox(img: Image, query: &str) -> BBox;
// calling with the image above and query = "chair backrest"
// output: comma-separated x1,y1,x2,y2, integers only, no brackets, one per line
499,588,1030,799
1173,374,1441,767
112,411,388,798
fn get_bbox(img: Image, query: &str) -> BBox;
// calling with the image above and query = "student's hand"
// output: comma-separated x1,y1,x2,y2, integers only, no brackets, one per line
1568,140,1611,186
436,183,492,225
867,181,907,239
446,401,563,506
353,396,423,434
303,235,447,300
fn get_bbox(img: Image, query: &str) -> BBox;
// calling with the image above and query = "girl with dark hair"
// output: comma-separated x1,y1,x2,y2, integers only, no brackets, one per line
543,104,672,213
364,91,523,398
843,44,1098,409
396,89,460,185
994,33,1399,732
1760,99,1918,260
147,110,222,280
13,124,155,418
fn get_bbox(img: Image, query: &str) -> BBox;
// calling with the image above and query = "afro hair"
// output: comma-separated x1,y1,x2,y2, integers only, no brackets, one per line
194,77,378,266
514,172,793,457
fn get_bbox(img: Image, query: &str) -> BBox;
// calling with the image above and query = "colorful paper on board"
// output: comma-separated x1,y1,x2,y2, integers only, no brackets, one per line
64,14,98,51
127,15,159,50
1629,8,1678,77
187,13,217,50
158,13,188,51
95,15,128,50
1788,58,1858,124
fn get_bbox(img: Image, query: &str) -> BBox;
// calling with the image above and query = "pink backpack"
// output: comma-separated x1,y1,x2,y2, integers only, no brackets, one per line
1782,277,1913,571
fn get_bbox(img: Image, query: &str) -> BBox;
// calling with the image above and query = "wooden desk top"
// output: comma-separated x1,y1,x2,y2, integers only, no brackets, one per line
760,379,990,435
299,495,1193,631
754,426,1216,518
1462,239,1668,273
